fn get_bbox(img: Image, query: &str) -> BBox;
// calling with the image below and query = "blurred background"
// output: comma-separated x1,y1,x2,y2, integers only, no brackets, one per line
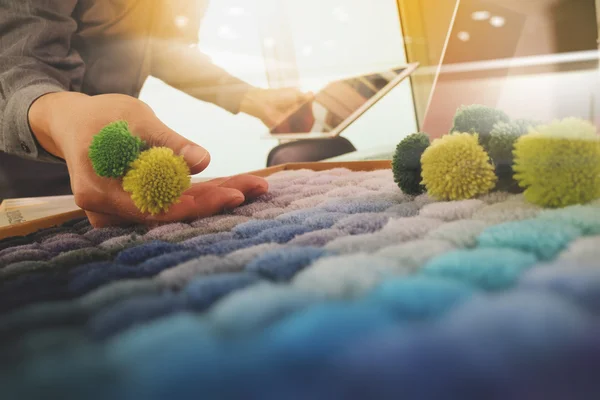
138,0,600,177
418,0,600,137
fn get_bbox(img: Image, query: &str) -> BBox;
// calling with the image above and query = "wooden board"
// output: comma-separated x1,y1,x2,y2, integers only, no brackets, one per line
0,161,392,240
248,160,391,175
0,210,87,241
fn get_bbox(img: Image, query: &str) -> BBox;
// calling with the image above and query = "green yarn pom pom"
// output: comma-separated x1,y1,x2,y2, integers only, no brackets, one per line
89,121,144,178
488,119,539,193
513,118,600,208
391,132,430,195
122,147,191,215
488,119,539,162
451,104,510,150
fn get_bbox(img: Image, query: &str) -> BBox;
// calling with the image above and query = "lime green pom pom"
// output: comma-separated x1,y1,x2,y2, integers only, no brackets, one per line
513,118,600,208
88,121,144,178
451,104,510,149
391,132,430,195
488,119,539,193
421,132,497,201
122,147,191,215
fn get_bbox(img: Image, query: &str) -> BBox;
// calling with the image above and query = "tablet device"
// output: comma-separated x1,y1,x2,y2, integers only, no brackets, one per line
264,62,419,140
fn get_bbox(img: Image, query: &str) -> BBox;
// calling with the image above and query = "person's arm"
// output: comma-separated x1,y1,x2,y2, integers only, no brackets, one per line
2,1,267,228
150,40,315,128
149,40,252,115
148,2,312,126
0,0,84,162
148,0,251,114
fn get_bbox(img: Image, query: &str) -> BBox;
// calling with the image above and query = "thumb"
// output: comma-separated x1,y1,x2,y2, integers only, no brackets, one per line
141,118,211,175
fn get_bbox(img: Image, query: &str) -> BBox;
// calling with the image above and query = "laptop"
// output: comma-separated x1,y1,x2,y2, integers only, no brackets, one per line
264,62,419,140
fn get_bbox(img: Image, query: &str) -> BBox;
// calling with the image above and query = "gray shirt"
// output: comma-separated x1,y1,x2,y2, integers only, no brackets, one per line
0,0,252,200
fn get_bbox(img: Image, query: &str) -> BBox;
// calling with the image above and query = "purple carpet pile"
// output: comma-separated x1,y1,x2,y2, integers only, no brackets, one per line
1,167,600,399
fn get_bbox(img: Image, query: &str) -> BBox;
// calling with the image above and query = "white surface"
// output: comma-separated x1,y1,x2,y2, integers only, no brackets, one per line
495,69,600,124
280,0,410,92
342,78,418,150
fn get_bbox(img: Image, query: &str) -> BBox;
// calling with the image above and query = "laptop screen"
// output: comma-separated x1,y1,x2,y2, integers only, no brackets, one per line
269,66,410,135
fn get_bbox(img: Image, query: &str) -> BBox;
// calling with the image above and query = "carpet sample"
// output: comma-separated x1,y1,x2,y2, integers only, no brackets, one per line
1,167,599,400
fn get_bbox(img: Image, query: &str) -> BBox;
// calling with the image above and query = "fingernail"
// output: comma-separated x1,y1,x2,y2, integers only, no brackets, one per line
225,194,245,210
181,145,209,168
247,184,269,198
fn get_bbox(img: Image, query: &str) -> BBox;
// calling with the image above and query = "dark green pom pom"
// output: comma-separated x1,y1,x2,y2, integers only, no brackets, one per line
488,119,539,193
451,104,510,150
392,132,430,195
88,121,144,178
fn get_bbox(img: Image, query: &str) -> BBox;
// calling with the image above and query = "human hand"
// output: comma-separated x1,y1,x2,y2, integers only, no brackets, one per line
240,87,314,129
29,92,268,228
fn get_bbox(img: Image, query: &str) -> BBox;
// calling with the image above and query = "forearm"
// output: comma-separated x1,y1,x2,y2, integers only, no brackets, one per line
150,42,253,114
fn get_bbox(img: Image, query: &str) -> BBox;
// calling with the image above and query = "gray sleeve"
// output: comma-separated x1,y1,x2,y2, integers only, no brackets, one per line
0,0,84,163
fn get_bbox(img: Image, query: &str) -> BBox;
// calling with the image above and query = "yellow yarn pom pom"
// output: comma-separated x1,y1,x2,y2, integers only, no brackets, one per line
513,118,600,208
122,147,191,215
421,133,497,200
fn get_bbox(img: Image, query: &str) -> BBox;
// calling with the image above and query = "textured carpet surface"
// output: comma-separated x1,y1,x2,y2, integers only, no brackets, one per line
1,167,600,400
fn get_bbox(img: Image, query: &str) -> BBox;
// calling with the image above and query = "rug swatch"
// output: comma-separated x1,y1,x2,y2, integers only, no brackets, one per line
0,167,599,400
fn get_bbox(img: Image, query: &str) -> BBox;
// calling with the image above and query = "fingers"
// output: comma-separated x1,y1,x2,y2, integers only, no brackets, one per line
86,210,130,229
80,174,268,226
146,187,245,222
185,175,268,201
273,88,312,112
260,104,285,129
187,177,231,188
275,88,304,110
136,117,211,175
164,173,270,221
217,174,269,199
83,186,242,224
180,145,211,175
184,174,268,200
71,95,272,229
